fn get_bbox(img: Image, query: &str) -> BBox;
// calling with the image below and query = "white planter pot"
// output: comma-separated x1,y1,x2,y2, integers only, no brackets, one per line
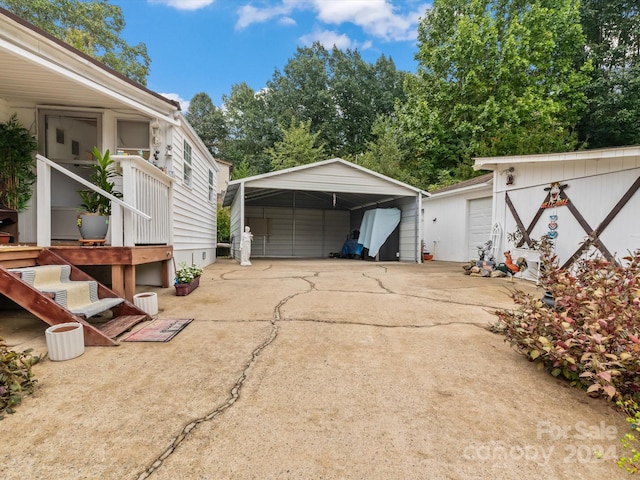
45,322,85,361
133,292,158,316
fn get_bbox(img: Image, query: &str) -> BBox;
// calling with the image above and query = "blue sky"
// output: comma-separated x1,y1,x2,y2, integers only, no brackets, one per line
108,0,430,111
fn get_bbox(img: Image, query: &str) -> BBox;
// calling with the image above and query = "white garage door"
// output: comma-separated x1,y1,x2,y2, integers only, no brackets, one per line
467,197,493,261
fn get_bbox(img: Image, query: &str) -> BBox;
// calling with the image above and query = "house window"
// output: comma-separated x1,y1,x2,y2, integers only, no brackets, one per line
116,120,150,159
208,169,215,203
183,140,192,186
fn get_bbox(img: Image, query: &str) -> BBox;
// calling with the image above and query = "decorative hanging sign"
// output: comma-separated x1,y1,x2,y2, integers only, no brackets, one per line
547,214,558,239
541,182,569,209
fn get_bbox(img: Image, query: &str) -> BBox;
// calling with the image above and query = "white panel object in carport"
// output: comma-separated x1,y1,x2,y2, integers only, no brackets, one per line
357,208,401,257
466,197,493,261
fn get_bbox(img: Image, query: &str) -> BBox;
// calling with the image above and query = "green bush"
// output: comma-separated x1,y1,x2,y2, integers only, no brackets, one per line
0,336,39,420
217,205,230,242
493,246,640,401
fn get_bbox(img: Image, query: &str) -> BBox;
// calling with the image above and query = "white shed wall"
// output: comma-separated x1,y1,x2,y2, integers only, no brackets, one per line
423,186,493,262
495,158,640,265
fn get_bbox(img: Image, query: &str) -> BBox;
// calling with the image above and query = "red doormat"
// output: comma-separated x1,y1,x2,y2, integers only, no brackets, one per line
123,318,193,342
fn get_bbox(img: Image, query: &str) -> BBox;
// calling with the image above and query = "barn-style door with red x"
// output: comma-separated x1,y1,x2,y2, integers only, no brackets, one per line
505,175,640,269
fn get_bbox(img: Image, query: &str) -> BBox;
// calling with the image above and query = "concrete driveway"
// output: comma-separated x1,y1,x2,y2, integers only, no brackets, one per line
0,259,627,479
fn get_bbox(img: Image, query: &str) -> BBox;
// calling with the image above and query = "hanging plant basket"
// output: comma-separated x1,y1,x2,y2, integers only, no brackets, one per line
175,276,200,296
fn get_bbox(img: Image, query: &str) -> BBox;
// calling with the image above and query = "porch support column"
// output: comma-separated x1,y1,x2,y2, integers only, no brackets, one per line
36,158,51,247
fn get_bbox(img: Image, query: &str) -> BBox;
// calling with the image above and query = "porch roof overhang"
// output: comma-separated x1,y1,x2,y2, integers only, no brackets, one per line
223,158,429,210
473,145,640,171
0,7,179,125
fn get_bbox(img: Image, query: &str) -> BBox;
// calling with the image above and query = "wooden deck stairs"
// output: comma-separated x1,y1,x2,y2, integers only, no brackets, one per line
0,248,150,346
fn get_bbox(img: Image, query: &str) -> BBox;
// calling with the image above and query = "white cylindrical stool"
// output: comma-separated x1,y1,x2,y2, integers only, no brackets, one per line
45,322,85,361
133,292,158,316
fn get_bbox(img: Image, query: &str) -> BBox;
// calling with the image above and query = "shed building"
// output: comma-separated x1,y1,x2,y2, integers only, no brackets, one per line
222,158,428,262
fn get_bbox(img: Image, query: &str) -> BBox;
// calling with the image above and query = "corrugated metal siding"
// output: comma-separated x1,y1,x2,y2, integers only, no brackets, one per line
324,210,351,255
398,198,419,262
230,185,243,260
293,209,324,256
248,162,414,196
245,206,350,258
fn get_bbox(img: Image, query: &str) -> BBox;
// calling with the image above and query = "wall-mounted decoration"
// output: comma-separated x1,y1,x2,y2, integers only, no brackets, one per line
71,140,80,156
541,182,569,209
56,128,64,144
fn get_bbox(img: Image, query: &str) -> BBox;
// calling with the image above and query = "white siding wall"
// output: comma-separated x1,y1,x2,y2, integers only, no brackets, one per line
495,158,640,266
423,187,493,262
171,127,217,268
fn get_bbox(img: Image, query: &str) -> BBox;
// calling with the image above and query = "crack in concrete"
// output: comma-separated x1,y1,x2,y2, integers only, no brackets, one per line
137,273,315,479
279,317,488,329
137,267,499,478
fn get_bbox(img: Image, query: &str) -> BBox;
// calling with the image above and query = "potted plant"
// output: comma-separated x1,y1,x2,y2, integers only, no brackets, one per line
77,147,122,241
0,113,37,242
174,262,203,296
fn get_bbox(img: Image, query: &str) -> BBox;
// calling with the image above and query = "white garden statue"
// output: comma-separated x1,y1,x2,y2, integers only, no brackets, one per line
239,226,254,266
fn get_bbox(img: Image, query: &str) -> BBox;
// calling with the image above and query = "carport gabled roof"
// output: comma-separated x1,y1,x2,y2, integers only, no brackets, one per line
223,158,428,209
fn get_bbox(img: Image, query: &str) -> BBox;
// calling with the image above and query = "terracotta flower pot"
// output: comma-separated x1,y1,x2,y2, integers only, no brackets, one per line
423,253,433,261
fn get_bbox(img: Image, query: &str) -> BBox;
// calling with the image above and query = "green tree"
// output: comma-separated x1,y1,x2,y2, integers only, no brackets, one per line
0,0,150,85
185,92,228,157
357,115,418,187
266,43,406,159
268,119,326,171
216,206,230,242
231,159,258,180
399,0,591,186
327,48,406,158
222,83,274,174
266,43,335,151
578,0,640,148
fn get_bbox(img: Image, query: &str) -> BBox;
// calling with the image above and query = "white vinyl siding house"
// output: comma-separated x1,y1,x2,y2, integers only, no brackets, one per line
0,7,218,284
171,123,217,268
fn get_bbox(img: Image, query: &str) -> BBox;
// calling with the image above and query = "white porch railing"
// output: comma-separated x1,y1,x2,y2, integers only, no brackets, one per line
114,155,173,246
36,154,172,247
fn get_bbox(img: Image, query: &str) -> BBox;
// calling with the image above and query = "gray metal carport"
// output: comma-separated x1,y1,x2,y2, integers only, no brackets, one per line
222,158,428,262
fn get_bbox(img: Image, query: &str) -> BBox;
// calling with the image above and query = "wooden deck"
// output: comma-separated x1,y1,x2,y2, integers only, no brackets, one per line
0,245,173,302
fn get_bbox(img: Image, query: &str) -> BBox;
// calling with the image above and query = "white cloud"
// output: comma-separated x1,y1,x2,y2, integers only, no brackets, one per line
312,0,428,42
299,29,354,50
148,0,215,11
278,16,297,26
160,92,190,112
235,1,428,42
236,4,292,30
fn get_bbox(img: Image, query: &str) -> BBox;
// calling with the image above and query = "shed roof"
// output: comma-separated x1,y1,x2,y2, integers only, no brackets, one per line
428,173,493,197
473,145,640,170
223,158,428,210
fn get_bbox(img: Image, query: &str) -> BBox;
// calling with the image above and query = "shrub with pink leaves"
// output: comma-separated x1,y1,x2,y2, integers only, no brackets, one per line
493,244,640,401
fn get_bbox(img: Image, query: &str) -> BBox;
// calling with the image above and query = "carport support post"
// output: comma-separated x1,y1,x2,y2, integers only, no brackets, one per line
417,193,423,263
